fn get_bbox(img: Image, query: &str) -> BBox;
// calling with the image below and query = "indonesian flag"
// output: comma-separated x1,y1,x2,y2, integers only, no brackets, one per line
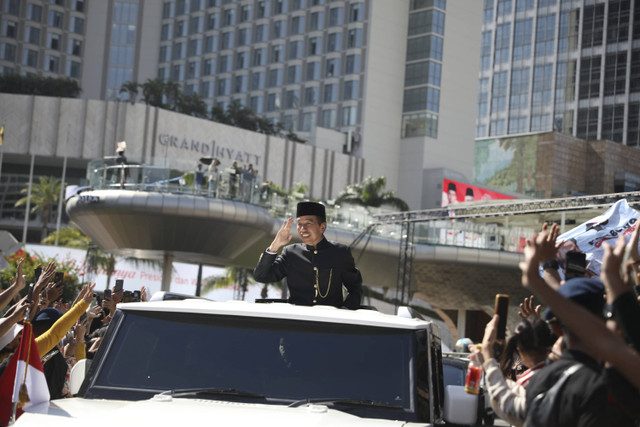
0,322,50,426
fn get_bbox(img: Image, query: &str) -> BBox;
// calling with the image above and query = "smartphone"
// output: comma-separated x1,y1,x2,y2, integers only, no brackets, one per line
114,279,124,293
95,293,102,306
494,294,510,340
133,290,141,302
104,289,112,299
34,266,42,282
26,284,35,304
54,272,64,286
565,251,587,280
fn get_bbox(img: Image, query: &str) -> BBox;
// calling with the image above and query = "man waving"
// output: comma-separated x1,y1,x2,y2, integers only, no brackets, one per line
253,202,363,309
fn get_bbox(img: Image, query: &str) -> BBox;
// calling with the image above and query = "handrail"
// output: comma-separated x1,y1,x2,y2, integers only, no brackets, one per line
85,163,536,254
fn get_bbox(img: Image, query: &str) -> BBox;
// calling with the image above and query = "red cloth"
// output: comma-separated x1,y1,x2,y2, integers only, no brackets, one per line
0,322,50,426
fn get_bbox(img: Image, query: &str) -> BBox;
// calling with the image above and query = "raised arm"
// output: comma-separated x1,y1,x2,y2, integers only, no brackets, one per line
539,223,563,290
474,315,527,427
0,259,27,312
520,231,640,389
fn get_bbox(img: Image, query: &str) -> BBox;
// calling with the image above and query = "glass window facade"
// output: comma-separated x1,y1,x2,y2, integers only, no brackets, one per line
478,0,640,144
107,1,138,100
402,1,445,138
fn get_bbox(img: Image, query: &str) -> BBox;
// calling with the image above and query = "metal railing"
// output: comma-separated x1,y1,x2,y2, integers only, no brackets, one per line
86,163,536,253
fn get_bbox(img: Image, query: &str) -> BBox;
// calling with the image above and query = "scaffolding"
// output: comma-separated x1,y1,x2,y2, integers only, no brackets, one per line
370,190,640,308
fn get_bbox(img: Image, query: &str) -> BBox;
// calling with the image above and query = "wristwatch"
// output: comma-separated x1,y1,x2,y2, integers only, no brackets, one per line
542,260,559,270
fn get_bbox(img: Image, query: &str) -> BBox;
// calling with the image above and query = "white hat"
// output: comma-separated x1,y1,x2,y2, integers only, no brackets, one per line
0,323,22,350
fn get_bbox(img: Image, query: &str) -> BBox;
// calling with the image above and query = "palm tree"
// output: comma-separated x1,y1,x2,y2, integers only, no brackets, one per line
335,176,409,212
42,224,116,288
15,176,61,240
119,81,139,104
140,78,166,107
41,222,90,248
44,223,162,290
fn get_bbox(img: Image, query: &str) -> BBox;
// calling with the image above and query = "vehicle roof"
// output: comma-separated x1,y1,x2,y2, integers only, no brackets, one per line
117,299,438,332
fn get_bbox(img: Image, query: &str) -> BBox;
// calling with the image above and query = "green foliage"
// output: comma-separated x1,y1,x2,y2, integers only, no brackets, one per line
138,78,208,118
15,176,61,240
140,78,165,107
289,182,309,199
41,223,91,248
0,249,83,300
119,81,139,104
0,74,82,98
181,172,195,186
268,182,288,197
336,176,409,211
176,92,208,118
210,101,305,141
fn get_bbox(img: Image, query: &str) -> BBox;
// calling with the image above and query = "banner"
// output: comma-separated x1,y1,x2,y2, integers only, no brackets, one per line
442,178,515,207
556,199,638,276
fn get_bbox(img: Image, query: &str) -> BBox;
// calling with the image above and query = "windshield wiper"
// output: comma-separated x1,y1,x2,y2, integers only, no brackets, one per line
288,398,404,409
160,388,265,399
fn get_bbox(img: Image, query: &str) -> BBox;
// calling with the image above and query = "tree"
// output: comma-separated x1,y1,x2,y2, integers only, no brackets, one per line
335,176,409,211
0,74,81,98
15,176,61,240
41,222,91,248
42,223,116,289
119,81,139,104
45,223,162,291
163,80,181,110
140,78,166,107
176,92,208,118
0,248,83,300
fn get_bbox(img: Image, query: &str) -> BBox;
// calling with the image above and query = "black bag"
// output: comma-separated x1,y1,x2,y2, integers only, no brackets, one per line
524,364,582,427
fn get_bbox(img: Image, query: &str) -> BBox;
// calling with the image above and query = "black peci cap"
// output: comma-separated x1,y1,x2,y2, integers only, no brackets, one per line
296,201,326,223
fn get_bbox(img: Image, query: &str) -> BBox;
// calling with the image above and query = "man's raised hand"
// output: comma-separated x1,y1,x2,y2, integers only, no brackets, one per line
269,217,294,252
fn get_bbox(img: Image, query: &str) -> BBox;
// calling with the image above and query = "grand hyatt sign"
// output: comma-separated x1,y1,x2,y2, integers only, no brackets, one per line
158,133,261,166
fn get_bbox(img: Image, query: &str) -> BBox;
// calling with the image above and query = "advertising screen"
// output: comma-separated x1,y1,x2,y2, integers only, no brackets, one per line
441,178,515,207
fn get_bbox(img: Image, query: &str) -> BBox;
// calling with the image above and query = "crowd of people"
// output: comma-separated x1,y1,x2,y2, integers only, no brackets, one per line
0,261,149,400
467,221,640,426
197,158,261,203
4,203,640,426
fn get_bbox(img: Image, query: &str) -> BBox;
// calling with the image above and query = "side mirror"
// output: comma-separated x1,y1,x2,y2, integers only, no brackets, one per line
443,385,478,425
69,359,89,395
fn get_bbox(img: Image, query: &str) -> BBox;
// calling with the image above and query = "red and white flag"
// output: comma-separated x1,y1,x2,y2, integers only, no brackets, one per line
0,322,49,426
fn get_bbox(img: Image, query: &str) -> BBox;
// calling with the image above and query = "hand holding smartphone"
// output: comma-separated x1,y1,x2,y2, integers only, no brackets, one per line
114,279,124,293
26,284,35,304
564,251,587,280
34,266,42,283
494,294,510,340
54,272,64,286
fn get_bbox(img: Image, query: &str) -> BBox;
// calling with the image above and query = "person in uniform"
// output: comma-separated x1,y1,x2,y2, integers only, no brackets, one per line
253,201,363,309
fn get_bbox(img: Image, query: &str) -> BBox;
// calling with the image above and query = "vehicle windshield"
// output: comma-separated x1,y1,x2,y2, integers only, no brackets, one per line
89,311,414,413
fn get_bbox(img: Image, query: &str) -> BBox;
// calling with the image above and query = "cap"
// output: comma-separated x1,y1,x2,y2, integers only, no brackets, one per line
296,202,326,222
545,277,605,321
32,308,63,324
0,324,22,350
455,337,472,352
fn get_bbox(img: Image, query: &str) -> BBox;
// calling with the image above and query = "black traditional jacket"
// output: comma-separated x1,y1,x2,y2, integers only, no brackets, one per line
253,236,363,309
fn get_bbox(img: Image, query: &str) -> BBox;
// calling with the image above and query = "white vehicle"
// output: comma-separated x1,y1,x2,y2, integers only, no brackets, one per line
16,297,479,426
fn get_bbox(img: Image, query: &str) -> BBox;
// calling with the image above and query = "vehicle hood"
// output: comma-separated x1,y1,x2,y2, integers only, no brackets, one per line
15,397,422,426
